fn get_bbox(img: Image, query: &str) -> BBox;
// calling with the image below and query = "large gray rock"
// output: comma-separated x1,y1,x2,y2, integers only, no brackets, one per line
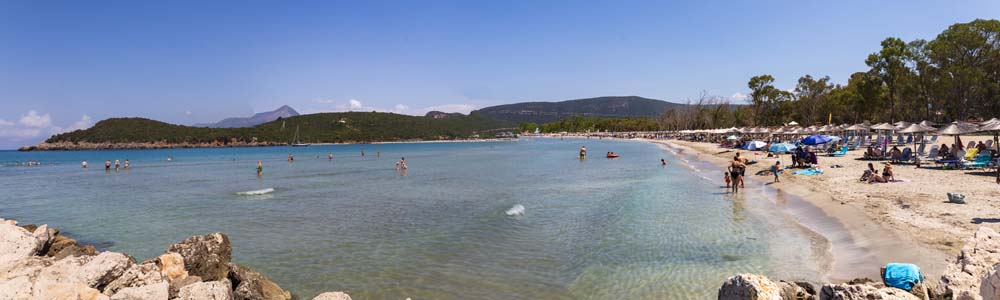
177,279,232,300
718,273,815,300
0,223,41,264
0,256,53,299
939,227,1000,300
819,283,921,300
229,263,292,300
312,292,353,300
110,282,169,300
165,233,232,281
74,251,134,289
104,262,165,295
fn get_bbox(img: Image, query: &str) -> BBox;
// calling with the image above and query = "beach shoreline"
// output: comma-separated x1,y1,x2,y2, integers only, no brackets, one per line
646,138,952,283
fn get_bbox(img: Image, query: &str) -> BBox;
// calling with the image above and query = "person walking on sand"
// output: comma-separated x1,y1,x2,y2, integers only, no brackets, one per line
256,160,263,176
771,161,781,183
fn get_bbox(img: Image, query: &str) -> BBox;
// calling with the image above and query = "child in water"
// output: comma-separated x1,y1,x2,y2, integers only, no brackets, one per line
771,161,781,183
724,172,731,188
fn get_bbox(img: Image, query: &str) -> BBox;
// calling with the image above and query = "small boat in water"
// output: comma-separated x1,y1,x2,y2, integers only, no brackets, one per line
291,125,309,147
606,153,620,158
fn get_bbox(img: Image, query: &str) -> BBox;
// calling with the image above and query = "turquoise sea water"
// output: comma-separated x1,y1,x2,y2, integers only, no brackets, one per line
0,138,823,299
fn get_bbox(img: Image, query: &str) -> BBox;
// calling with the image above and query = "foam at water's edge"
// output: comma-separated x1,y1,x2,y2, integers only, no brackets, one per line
237,187,275,195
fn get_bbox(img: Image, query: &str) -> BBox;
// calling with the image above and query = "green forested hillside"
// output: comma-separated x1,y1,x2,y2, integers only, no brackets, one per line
45,111,510,145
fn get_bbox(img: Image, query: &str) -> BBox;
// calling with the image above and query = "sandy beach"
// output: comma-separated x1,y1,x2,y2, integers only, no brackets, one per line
643,136,1000,283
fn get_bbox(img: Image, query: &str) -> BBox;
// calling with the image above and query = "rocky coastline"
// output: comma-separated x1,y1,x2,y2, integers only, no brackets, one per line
0,217,352,300
718,226,1000,300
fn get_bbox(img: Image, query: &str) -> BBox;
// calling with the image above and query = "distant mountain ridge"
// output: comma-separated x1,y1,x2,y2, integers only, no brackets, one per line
474,96,690,124
196,105,300,128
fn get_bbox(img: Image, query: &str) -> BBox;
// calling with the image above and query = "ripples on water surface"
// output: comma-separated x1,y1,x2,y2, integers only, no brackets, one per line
0,138,822,299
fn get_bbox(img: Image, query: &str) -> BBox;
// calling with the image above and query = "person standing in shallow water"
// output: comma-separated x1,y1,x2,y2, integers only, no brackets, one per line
81,160,87,168
256,160,263,176
771,161,781,183
328,153,333,160
114,159,120,171
105,160,111,172
288,154,294,162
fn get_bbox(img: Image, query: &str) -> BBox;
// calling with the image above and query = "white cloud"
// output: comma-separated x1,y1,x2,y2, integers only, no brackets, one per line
348,99,363,109
0,111,94,141
392,104,409,114
19,110,52,128
418,104,477,115
729,92,749,103
65,115,93,132
313,98,336,104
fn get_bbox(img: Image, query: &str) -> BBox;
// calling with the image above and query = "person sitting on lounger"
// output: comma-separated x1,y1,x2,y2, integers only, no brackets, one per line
939,144,950,159
977,141,987,152
889,146,902,163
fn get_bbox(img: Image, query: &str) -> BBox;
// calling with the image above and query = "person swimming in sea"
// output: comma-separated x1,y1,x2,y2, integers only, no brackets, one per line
579,146,587,158
377,151,381,158
661,158,667,166
114,159,121,171
81,160,87,168
124,159,130,170
256,160,263,176
288,154,294,162
328,153,333,160
105,160,111,171
396,157,407,170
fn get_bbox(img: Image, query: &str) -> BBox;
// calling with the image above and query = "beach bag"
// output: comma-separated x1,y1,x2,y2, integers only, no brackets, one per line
947,193,966,204
881,263,923,291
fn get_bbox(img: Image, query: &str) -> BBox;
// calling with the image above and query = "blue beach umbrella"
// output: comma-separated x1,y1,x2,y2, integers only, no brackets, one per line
769,143,797,153
801,134,832,145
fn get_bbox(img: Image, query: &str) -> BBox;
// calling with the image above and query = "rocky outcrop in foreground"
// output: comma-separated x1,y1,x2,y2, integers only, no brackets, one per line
718,227,1000,300
0,217,350,300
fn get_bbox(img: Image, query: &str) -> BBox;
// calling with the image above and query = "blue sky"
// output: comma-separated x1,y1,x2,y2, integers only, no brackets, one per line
1,1,997,149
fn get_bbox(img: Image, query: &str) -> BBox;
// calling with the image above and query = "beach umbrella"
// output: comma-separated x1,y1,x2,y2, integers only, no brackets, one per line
871,123,897,131
844,123,869,131
980,122,1000,150
726,135,739,140
981,118,1000,126
787,121,799,126
898,123,936,134
937,122,981,150
801,134,832,145
894,121,912,130
825,135,842,143
919,120,937,127
769,143,797,153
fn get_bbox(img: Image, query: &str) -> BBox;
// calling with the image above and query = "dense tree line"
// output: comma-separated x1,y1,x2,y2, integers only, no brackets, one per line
660,19,1000,129
46,111,509,144
523,116,661,133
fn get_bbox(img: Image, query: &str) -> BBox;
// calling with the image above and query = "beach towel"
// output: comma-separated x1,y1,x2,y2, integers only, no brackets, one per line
792,169,823,176
882,263,923,291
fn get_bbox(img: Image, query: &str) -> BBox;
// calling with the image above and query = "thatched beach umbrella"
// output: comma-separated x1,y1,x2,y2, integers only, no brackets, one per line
978,122,1000,151
919,120,937,127
899,123,937,144
937,122,981,150
981,118,1000,126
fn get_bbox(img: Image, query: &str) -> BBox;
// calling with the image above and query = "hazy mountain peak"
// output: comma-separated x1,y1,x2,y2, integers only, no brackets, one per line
196,105,300,128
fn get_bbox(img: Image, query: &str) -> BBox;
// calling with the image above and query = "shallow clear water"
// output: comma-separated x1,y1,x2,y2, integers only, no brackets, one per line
0,138,822,299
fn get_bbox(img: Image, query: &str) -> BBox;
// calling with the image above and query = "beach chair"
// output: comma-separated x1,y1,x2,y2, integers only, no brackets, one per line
963,148,980,161
898,148,912,163
961,153,993,169
967,141,976,150
829,146,848,157
849,138,861,150
896,134,905,145
985,140,994,150
915,143,927,157
927,135,938,144
905,134,913,145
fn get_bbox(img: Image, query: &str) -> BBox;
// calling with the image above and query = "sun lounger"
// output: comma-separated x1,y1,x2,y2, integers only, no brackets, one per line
896,134,905,145
905,134,913,145
986,140,994,150
967,141,976,150
829,146,848,157
898,148,913,164
915,143,927,157
961,153,993,169
963,148,980,161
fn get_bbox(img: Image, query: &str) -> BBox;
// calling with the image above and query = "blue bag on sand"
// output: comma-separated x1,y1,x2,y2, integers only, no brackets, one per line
883,263,923,291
